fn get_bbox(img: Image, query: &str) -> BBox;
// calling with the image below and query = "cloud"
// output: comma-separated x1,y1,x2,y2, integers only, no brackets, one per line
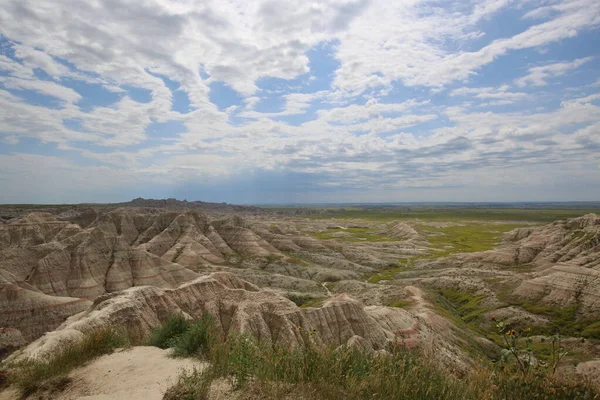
333,0,600,93
0,76,82,104
0,0,599,202
515,57,593,87
451,85,529,104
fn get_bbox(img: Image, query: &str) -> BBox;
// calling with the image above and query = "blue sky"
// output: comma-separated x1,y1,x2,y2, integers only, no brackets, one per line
0,0,599,204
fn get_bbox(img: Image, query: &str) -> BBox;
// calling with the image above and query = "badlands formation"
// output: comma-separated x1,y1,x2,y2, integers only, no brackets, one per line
1,204,599,389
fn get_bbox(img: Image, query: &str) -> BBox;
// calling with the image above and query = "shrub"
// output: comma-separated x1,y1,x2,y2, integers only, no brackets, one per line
149,315,190,349
169,314,218,358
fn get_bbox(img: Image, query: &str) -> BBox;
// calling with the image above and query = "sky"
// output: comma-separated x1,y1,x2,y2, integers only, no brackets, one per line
0,0,599,205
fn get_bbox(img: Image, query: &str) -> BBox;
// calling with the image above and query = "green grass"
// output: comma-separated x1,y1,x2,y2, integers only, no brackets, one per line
367,267,407,283
7,325,130,396
149,314,218,357
515,301,600,339
149,315,191,349
581,321,600,339
366,223,528,283
438,289,489,324
300,207,600,223
286,294,327,308
159,314,600,400
386,300,414,308
419,223,527,257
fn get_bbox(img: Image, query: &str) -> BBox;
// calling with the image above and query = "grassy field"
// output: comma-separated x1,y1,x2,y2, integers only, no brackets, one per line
300,207,600,223
367,222,527,283
417,222,527,256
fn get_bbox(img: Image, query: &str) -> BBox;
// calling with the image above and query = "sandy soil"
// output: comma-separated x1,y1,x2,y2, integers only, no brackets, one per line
0,347,203,400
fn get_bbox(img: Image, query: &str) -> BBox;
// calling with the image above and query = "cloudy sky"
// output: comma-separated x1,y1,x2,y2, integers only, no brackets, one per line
0,0,599,204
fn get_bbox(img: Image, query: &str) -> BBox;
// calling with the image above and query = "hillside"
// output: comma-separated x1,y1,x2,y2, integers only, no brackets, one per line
1,206,599,398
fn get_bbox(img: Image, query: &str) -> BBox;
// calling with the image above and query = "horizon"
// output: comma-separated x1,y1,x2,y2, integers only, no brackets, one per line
2,197,600,208
1,1,599,204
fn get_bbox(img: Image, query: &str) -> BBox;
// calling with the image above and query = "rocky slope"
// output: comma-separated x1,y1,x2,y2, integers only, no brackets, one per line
397,214,600,328
14,272,473,372
469,213,600,315
0,209,421,344
3,208,599,376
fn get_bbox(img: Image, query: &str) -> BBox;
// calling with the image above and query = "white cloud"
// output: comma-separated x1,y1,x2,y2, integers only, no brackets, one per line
0,77,82,104
333,0,600,93
515,57,593,87
451,86,529,103
560,92,600,107
0,0,599,202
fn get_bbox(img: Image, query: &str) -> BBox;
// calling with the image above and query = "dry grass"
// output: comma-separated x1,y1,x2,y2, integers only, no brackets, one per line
6,325,130,397
158,315,600,400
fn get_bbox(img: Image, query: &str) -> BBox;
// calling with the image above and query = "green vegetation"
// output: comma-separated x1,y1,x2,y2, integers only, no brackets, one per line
438,288,488,323
420,223,526,256
366,223,527,283
311,227,395,242
149,314,218,357
157,314,599,400
581,321,600,339
300,207,600,223
7,325,129,396
149,315,191,349
366,266,407,283
286,294,327,308
514,301,600,339
386,299,414,308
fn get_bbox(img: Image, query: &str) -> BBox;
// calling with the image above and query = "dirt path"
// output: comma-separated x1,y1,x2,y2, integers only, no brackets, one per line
322,282,332,296
57,346,202,400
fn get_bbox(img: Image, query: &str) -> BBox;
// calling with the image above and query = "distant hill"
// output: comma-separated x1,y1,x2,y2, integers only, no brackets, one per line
115,197,261,212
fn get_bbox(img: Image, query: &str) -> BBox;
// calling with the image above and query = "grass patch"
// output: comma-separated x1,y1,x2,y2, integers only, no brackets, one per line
515,301,600,339
149,315,191,349
386,300,414,308
366,267,406,283
438,289,488,324
298,207,600,223
170,335,479,399
365,223,528,284
581,321,600,339
149,314,218,357
160,314,600,400
7,325,129,396
419,223,527,257
286,294,327,308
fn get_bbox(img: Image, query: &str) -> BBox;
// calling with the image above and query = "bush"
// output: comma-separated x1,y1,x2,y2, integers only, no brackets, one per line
169,314,218,358
149,315,190,349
